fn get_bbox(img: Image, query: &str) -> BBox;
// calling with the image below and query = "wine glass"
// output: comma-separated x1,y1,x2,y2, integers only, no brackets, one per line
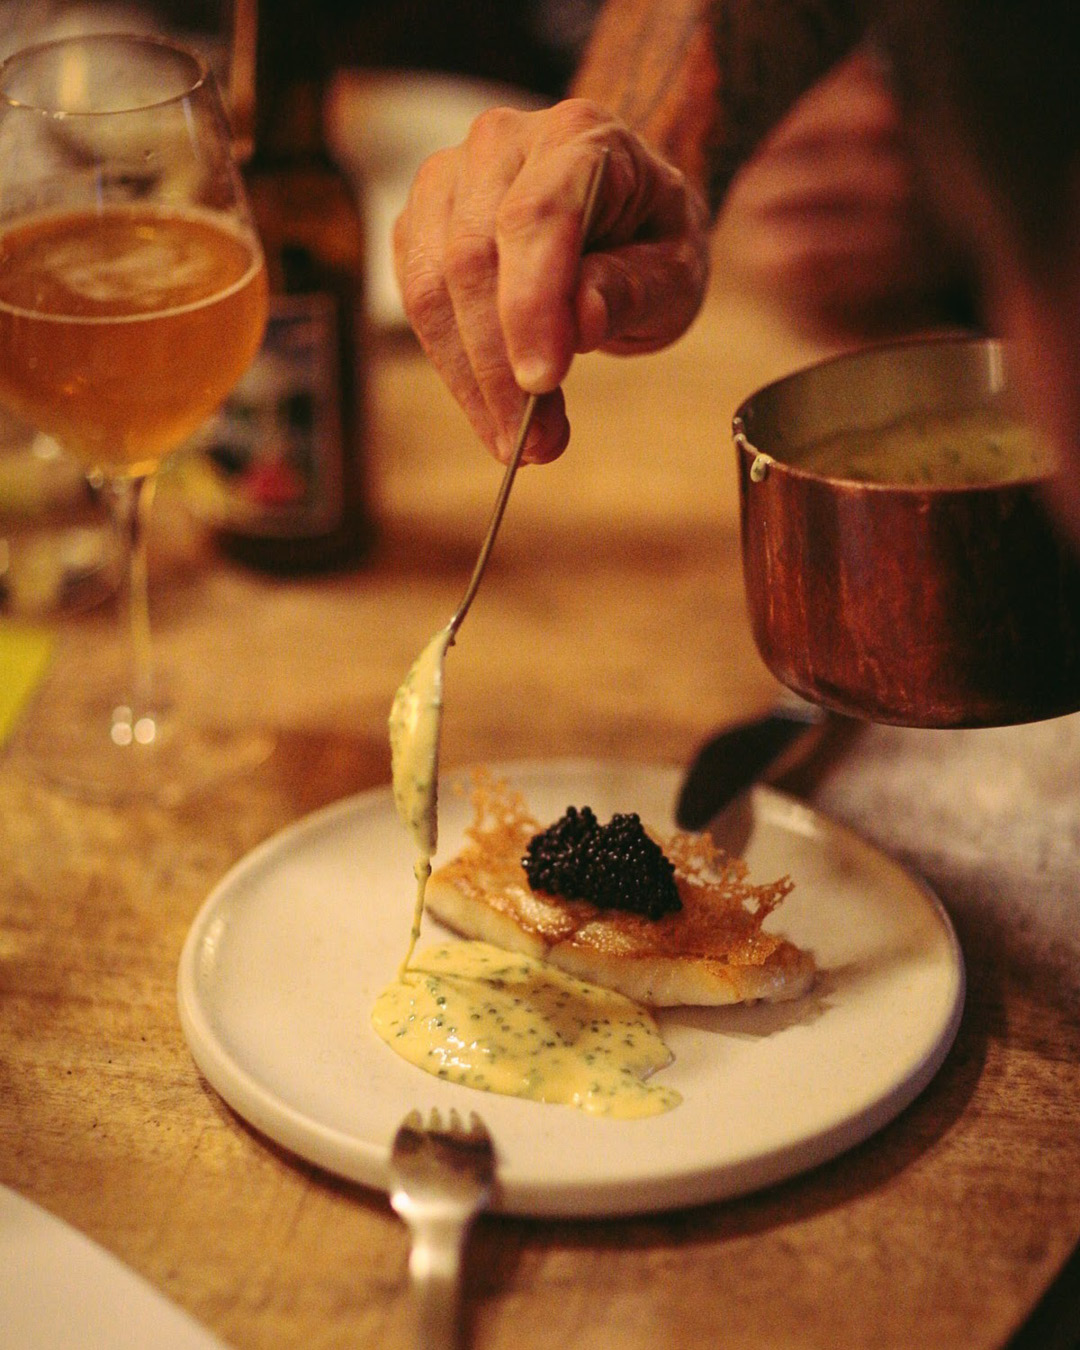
0,32,270,803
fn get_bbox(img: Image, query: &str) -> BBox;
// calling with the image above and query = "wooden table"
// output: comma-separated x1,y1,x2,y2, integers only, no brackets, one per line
2,244,1078,1349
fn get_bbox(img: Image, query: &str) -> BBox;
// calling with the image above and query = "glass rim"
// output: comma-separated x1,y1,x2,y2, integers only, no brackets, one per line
0,31,209,118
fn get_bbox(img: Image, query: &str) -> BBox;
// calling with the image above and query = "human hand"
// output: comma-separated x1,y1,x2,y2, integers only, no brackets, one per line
393,98,711,463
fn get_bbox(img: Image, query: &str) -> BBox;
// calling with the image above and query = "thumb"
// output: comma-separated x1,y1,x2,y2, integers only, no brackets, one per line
574,240,708,357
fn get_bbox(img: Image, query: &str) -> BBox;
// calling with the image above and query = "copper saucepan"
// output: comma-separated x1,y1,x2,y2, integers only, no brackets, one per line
733,336,1080,727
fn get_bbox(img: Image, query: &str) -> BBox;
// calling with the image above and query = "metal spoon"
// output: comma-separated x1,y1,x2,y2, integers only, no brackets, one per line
389,148,610,862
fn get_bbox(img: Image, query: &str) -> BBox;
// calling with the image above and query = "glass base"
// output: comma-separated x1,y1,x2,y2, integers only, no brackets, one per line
10,688,274,807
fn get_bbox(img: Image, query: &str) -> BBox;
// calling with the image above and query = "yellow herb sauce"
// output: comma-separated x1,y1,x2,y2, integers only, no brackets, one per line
372,940,681,1118
388,625,451,859
795,409,1057,486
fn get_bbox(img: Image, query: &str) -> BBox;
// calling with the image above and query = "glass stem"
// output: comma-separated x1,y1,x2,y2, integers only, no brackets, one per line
106,472,158,743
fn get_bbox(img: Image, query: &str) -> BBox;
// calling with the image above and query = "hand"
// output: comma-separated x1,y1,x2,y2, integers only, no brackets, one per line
393,98,711,463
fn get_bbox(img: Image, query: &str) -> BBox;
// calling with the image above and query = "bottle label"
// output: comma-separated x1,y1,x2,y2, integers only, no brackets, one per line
192,291,344,539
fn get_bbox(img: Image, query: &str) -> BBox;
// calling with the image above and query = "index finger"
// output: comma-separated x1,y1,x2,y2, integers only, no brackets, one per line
495,128,617,394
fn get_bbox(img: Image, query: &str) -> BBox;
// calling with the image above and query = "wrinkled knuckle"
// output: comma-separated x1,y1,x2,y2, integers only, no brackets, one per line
466,104,526,153
397,260,445,333
470,352,513,391
443,229,498,293
495,187,549,243
545,96,611,141
392,157,449,270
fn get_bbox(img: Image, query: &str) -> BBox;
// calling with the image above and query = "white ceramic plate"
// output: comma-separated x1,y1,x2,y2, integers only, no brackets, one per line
177,760,964,1217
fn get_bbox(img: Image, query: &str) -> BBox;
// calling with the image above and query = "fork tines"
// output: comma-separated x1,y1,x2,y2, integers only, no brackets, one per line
398,1107,489,1143
393,1108,495,1180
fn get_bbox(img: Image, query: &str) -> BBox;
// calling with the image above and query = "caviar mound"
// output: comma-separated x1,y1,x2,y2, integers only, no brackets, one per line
523,806,682,920
520,805,599,898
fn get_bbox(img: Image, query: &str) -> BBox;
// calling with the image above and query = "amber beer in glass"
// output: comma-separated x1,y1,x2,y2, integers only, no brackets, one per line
0,207,267,478
0,33,269,801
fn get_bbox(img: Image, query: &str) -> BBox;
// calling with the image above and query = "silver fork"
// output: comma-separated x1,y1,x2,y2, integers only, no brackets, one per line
389,1108,496,1350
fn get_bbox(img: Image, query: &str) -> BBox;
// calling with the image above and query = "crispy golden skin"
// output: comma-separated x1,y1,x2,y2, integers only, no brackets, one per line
425,773,815,1007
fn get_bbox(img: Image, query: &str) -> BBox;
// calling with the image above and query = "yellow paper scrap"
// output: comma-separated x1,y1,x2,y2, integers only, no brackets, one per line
0,622,53,746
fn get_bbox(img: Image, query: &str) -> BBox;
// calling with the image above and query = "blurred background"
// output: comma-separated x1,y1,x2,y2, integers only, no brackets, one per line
0,0,600,98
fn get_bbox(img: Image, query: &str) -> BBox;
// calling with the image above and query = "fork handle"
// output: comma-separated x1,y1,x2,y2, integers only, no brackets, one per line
405,1216,472,1350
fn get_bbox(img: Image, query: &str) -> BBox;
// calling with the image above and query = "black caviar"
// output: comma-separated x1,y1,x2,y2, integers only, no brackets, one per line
522,807,682,920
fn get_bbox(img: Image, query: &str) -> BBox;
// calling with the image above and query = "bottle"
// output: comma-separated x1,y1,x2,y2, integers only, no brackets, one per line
197,0,370,571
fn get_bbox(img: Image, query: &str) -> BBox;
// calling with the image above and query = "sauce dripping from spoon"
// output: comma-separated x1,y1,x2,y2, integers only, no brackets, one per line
388,623,452,972
388,151,610,973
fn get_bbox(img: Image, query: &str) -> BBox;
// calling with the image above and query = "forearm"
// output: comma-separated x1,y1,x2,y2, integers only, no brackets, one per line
572,0,866,213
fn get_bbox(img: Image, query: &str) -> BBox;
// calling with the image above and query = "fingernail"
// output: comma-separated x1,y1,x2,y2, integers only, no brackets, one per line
513,354,557,394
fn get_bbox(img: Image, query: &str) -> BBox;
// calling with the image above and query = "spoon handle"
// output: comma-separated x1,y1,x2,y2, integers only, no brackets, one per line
448,147,610,638
448,390,537,637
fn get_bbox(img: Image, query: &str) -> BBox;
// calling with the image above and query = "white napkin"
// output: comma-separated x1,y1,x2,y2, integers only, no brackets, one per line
0,1185,228,1350
805,712,1080,1007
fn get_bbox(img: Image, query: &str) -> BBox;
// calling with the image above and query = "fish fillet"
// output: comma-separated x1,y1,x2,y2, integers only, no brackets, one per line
424,773,815,1007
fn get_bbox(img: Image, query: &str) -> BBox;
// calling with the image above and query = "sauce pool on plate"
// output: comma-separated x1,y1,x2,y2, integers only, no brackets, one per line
372,940,681,1118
